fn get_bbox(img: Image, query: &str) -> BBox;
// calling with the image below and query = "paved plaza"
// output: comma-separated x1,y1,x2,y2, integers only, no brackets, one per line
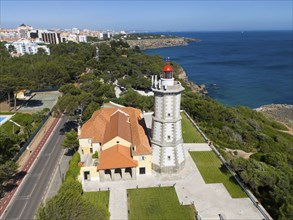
83,143,264,220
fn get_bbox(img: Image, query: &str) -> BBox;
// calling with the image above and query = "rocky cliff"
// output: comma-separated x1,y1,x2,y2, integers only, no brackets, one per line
127,37,199,50
255,104,293,129
175,66,208,94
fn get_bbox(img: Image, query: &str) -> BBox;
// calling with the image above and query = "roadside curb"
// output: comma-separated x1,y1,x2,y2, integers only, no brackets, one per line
0,116,61,219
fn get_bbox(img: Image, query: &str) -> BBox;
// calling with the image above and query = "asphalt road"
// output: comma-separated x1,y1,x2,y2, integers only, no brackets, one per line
3,116,68,220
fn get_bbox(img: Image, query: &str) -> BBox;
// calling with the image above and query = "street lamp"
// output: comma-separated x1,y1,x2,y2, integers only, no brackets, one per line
9,119,21,134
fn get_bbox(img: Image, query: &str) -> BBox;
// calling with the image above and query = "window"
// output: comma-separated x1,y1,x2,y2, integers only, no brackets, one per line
168,113,171,116
168,156,171,160
90,148,93,153
116,141,120,144
139,167,146,174
140,156,145,161
84,171,90,180
168,135,171,140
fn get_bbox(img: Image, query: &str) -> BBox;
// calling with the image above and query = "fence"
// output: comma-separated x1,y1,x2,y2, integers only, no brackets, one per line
181,109,272,220
13,110,52,161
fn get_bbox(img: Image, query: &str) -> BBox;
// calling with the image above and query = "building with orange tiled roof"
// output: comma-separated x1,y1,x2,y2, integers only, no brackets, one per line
78,105,152,182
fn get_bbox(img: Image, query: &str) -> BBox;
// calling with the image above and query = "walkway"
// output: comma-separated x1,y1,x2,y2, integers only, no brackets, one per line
83,143,263,220
0,117,60,218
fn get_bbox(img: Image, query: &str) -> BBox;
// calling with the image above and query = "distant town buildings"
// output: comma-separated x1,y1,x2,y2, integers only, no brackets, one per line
5,38,50,55
40,31,62,44
0,24,123,56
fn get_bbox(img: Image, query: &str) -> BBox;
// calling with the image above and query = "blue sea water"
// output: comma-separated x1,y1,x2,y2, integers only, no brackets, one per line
145,31,293,108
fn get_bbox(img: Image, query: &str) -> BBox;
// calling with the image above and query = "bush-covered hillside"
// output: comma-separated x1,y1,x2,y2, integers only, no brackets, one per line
181,91,293,219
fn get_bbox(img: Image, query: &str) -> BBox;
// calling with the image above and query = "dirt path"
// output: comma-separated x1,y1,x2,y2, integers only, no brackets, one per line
225,148,254,159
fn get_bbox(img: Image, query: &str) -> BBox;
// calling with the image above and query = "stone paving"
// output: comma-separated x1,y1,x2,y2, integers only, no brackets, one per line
83,143,264,220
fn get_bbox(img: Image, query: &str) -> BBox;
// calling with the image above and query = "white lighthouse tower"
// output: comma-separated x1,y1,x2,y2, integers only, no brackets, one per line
151,61,185,173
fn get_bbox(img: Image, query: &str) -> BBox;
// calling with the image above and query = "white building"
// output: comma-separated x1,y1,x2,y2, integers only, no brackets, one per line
151,63,185,173
72,27,80,34
5,39,50,55
78,35,87,43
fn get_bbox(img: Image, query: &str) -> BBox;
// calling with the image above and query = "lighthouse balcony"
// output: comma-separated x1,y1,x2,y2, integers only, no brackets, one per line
152,81,184,93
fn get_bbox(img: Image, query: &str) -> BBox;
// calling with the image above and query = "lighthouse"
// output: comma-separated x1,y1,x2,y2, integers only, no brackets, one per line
151,61,185,173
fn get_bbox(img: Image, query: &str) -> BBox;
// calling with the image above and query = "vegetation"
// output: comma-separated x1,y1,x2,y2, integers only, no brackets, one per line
53,40,163,121
62,129,79,152
83,191,110,210
190,151,247,198
36,152,110,220
182,91,293,218
92,150,99,159
1,36,292,219
181,112,205,143
64,152,80,181
127,187,195,220
36,179,109,220
0,111,48,161
0,161,19,197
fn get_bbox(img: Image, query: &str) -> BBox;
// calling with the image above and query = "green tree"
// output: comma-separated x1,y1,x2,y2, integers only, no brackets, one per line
8,45,16,53
0,161,19,196
36,186,109,220
62,129,79,152
0,133,18,163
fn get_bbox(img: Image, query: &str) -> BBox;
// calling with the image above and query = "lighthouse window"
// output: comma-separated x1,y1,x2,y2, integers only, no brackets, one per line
168,135,170,139
168,113,171,116
165,72,172,79
168,156,171,160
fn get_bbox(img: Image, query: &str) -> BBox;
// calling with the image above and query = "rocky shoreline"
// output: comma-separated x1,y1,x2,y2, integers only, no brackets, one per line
255,104,293,130
127,37,200,50
176,66,208,94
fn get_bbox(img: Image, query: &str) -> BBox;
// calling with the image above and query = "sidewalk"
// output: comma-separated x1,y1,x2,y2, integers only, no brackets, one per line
83,145,264,220
17,116,56,170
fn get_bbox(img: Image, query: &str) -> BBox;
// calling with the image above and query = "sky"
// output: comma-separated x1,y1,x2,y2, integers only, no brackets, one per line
1,0,292,31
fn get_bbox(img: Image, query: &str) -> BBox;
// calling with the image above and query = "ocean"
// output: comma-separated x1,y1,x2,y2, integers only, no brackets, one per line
144,31,293,108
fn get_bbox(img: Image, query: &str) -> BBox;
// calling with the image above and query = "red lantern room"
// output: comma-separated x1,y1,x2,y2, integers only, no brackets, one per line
162,63,173,79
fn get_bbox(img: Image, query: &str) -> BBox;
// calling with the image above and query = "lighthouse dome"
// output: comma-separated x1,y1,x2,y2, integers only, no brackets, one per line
163,64,173,72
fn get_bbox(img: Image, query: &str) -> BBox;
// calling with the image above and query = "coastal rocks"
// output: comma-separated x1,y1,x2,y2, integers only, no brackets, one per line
126,38,195,50
256,104,293,127
176,66,208,94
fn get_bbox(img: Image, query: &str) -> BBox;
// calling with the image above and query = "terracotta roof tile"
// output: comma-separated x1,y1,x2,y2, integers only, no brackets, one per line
79,106,152,155
97,145,138,170
103,110,131,144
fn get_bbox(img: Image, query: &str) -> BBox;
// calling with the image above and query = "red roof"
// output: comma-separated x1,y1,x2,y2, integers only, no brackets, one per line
97,145,138,170
163,64,173,72
79,107,151,155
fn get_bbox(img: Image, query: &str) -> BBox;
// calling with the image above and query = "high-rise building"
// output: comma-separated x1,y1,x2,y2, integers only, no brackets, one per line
151,62,185,173
40,31,62,44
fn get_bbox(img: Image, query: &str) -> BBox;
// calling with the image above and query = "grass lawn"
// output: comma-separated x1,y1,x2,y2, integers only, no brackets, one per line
190,151,247,198
83,191,110,210
127,186,195,220
0,112,38,134
181,112,205,143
